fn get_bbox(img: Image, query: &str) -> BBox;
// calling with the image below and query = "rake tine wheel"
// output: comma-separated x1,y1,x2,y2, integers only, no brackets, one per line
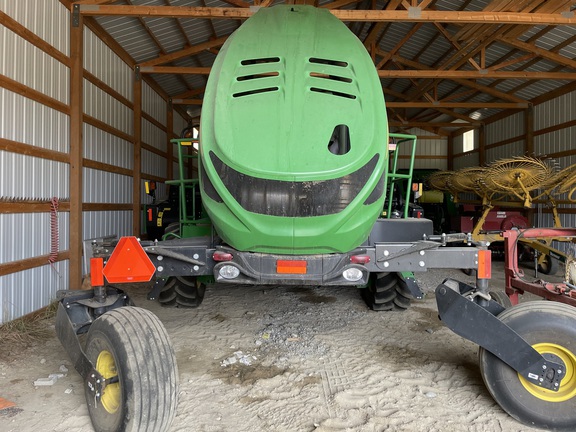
483,157,552,208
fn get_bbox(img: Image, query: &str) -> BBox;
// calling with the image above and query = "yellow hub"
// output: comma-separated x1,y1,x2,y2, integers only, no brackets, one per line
519,343,576,402
95,350,121,413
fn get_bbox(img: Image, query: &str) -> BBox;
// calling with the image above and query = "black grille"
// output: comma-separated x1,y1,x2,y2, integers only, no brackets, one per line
208,152,379,217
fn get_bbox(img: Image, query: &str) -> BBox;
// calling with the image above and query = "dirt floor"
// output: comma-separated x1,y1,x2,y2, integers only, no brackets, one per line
0,262,559,432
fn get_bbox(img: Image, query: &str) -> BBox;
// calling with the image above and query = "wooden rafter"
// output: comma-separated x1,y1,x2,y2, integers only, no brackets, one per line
65,0,576,135
76,5,576,25
139,36,228,67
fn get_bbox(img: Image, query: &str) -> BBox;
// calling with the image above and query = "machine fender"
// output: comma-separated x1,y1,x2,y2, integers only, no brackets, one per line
397,271,423,299
435,279,564,391
55,288,131,380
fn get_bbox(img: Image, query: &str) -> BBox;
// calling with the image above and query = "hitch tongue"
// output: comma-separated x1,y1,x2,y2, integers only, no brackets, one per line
436,278,564,392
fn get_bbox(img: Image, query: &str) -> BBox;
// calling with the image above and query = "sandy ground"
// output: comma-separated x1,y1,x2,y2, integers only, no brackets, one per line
0,262,554,432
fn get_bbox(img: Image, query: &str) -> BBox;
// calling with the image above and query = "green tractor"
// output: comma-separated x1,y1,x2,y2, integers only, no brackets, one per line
56,5,576,432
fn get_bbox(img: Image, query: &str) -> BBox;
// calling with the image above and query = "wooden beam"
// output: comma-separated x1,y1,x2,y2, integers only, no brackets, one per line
0,252,71,277
501,37,576,70
0,74,69,114
378,70,576,80
386,53,528,103
171,98,203,105
140,65,576,81
83,159,133,177
133,74,143,237
83,203,133,211
139,36,228,67
84,70,133,109
0,137,69,164
142,112,166,134
0,201,70,214
77,5,576,25
139,66,212,75
73,0,117,4
142,142,168,158
389,121,481,128
386,102,529,108
69,9,84,290
0,10,70,66
84,115,133,143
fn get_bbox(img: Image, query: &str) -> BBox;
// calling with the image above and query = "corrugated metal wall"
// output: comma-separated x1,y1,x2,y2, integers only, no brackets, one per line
0,1,173,323
82,26,135,249
534,90,576,229
394,128,448,171
0,0,71,323
452,95,576,230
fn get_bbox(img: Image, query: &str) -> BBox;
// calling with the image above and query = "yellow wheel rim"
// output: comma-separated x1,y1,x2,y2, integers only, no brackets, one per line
519,343,576,402
95,350,121,414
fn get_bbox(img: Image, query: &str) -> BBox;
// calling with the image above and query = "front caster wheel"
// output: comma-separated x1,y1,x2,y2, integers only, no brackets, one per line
85,307,179,432
479,302,576,431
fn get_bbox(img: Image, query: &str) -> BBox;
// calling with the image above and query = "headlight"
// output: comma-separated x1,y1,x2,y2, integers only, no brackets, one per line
219,265,240,279
342,268,363,282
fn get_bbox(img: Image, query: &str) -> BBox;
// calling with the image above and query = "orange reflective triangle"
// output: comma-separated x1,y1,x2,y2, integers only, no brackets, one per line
102,236,156,283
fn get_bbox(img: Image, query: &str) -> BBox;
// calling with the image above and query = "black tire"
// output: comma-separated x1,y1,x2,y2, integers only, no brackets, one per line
84,307,179,432
479,302,576,431
158,277,177,307
362,273,411,311
158,276,205,308
538,254,559,275
489,291,512,309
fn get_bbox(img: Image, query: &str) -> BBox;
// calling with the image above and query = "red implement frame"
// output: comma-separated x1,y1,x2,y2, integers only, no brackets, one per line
504,228,576,306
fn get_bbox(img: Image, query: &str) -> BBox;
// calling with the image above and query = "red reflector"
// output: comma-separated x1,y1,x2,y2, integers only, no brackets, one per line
147,208,153,222
91,257,104,287
277,260,307,274
350,255,370,264
416,211,422,218
102,237,156,283
213,251,233,262
478,249,492,279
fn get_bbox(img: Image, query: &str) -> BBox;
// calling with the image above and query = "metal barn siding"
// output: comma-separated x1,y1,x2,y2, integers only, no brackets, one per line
0,89,70,153
174,113,188,133
82,211,132,272
453,152,480,171
143,82,167,126
83,169,133,204
142,118,167,152
485,112,524,148
0,212,68,264
0,262,69,323
83,124,133,170
84,27,133,102
84,80,133,136
0,25,69,104
535,127,576,159
0,0,71,323
0,0,69,56
534,90,576,160
0,152,69,199
486,142,525,163
142,150,167,179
